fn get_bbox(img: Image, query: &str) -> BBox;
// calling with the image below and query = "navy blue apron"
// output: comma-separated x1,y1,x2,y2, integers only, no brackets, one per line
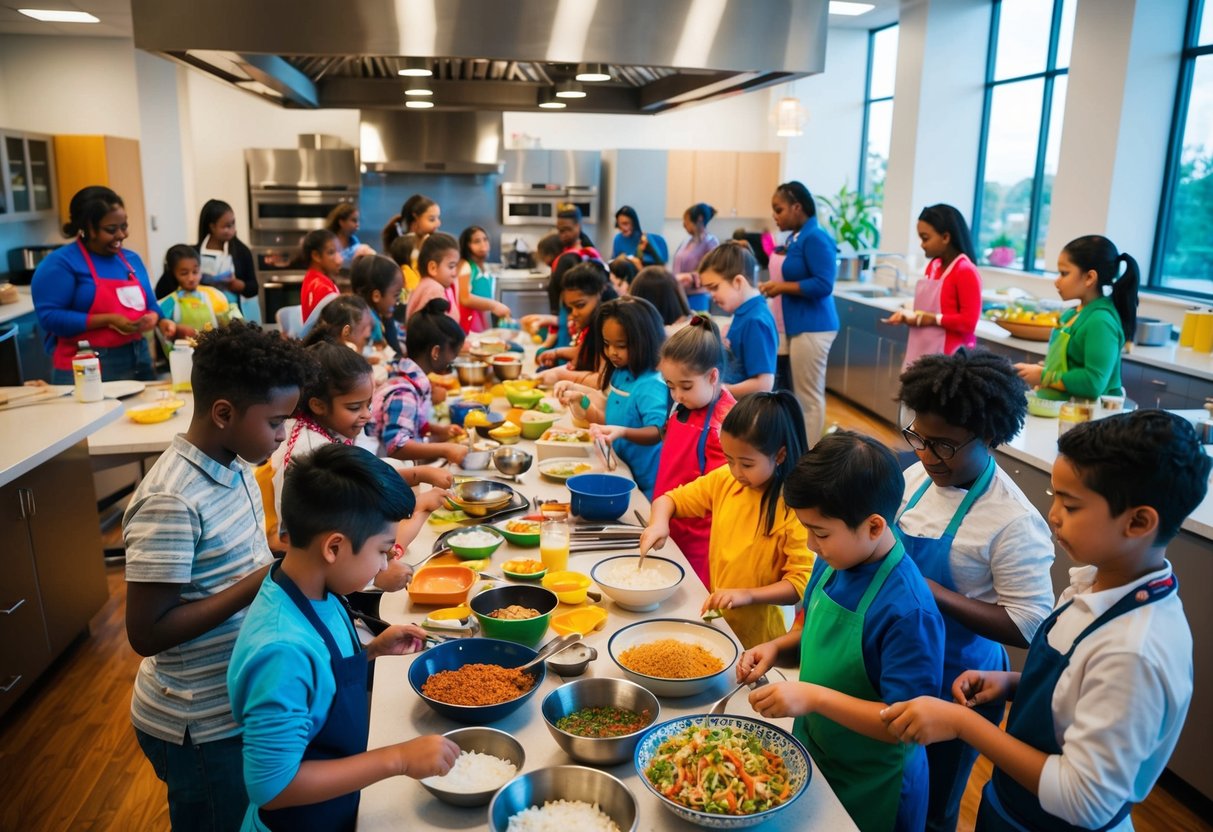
976,572,1178,832
897,457,1009,832
259,562,370,832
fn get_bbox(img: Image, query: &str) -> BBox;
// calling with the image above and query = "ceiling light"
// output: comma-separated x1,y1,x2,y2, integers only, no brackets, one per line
18,8,100,22
555,81,586,99
397,57,433,77
538,89,567,109
405,99,435,109
404,80,433,96
828,2,875,15
575,63,611,82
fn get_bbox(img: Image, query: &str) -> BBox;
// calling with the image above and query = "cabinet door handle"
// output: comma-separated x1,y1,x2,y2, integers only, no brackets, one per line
1150,380,1167,391
0,599,25,615
25,489,35,517
0,675,22,693
16,488,29,519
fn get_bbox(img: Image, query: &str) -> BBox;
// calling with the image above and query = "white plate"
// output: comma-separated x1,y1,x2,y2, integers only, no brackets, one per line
102,380,146,399
538,456,599,482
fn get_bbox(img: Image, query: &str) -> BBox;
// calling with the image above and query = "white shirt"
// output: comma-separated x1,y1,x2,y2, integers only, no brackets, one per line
1036,562,1192,830
899,462,1056,642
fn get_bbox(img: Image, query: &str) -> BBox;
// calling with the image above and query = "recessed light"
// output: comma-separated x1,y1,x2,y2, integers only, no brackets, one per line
404,86,433,97
397,57,433,77
575,63,611,82
828,1,875,15
18,8,100,23
538,89,566,109
405,99,434,109
555,81,586,99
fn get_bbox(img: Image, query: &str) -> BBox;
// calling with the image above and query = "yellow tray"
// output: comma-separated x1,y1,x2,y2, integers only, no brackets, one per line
551,605,608,637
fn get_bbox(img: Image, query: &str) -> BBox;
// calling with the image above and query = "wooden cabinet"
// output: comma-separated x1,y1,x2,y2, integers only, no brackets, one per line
0,130,56,223
665,150,695,218
53,135,148,257
665,150,781,220
735,152,782,217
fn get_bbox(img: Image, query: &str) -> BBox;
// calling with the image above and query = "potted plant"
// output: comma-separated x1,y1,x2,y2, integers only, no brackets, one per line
817,182,880,281
986,233,1018,267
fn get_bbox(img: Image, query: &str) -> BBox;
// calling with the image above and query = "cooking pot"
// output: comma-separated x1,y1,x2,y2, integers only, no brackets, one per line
1134,318,1173,347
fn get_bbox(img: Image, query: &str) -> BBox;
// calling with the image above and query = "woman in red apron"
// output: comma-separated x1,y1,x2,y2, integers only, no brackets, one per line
32,186,167,383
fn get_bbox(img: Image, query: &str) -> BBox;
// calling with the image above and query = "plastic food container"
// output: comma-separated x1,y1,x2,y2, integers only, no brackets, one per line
542,570,592,605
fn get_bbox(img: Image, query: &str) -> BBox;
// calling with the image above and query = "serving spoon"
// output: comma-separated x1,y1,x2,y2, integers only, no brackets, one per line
515,631,585,671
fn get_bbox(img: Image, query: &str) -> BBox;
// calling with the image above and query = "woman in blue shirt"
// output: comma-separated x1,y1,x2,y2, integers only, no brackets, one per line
611,205,668,268
759,181,838,447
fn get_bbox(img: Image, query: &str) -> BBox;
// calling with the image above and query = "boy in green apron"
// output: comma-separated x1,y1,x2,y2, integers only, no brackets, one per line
739,431,944,832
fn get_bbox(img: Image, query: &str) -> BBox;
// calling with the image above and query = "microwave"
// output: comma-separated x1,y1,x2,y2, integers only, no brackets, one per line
500,184,599,227
249,188,356,232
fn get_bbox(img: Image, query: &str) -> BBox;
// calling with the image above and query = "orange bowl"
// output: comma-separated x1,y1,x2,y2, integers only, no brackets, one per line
408,565,477,605
996,320,1056,341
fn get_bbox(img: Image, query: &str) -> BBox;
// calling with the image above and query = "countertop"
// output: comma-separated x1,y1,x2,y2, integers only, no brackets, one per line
0,386,123,487
87,388,192,459
0,284,35,325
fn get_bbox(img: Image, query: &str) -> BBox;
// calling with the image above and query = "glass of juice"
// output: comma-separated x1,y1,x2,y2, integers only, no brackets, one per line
540,519,570,573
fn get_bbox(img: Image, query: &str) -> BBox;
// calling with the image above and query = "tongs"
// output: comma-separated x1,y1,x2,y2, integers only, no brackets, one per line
593,434,617,472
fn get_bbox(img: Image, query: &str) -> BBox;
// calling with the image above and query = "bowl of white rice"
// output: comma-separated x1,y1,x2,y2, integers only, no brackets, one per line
591,555,685,612
489,765,638,832
420,726,525,807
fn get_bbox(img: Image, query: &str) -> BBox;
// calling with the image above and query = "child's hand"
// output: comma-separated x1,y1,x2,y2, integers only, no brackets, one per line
749,681,814,719
537,367,563,387
590,424,626,444
737,642,778,684
136,312,160,332
881,697,965,745
951,669,1014,708
445,444,469,465
369,623,427,659
537,350,561,368
432,385,448,405
394,734,461,779
491,301,511,319
638,522,669,555
415,488,452,514
373,559,412,593
1013,362,1044,387
415,466,454,489
702,588,754,616
159,318,177,339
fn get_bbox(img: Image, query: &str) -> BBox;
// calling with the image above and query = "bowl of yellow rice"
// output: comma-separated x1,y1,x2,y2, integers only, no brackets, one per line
607,619,738,697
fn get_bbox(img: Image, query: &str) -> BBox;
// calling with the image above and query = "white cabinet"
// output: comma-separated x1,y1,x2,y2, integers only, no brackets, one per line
0,131,56,223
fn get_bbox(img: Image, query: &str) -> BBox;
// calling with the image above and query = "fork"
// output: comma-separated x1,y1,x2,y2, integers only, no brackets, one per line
707,674,770,720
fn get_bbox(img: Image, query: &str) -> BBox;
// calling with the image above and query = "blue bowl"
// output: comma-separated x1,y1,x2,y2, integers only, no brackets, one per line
408,637,546,724
566,473,635,521
634,715,813,829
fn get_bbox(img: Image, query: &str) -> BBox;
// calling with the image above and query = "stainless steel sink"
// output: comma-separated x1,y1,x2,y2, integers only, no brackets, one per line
836,284,912,300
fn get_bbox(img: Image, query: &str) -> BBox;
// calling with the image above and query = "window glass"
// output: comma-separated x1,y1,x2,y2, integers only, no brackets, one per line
1054,0,1076,69
865,98,895,201
1201,1,1213,45
869,26,899,99
1159,54,1213,295
1033,75,1068,269
978,79,1044,268
994,0,1055,80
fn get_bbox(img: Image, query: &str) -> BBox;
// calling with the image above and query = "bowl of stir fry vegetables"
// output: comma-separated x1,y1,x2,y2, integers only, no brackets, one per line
634,716,811,828
541,677,660,765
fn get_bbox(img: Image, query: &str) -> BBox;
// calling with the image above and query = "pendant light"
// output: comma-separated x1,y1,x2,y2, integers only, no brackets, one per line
575,63,611,82
774,96,808,137
538,88,567,109
555,81,587,99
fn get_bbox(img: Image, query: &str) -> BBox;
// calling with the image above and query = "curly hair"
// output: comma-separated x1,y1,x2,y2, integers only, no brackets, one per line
897,349,1028,447
191,321,317,411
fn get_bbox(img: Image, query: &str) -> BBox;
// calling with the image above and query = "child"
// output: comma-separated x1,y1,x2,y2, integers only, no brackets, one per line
301,228,343,322
882,410,1209,832
458,225,510,333
304,295,374,354
698,241,778,397
537,261,617,383
325,202,375,270
651,316,736,587
556,204,599,256
881,204,982,369
639,391,814,648
608,257,638,296
401,193,442,275
1014,235,1140,402
157,244,234,342
350,253,404,358
123,322,314,830
372,298,469,466
230,443,460,830
739,431,945,832
405,232,461,324
388,232,422,295
630,266,691,334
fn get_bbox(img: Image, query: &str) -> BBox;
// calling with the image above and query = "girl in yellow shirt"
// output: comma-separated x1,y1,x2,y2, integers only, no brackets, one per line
640,391,815,648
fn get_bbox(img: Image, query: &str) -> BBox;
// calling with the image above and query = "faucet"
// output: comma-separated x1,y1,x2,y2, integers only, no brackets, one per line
872,254,913,297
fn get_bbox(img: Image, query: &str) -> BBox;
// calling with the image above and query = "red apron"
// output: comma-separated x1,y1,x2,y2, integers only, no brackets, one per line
52,239,149,371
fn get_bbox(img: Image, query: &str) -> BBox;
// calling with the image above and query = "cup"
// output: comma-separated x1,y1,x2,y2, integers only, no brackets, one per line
539,519,570,573
1099,394,1125,413
169,340,193,393
1179,308,1201,348
1194,311,1213,353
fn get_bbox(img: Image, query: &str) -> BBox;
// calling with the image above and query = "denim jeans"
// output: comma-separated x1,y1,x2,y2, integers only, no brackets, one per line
51,339,155,384
134,727,248,832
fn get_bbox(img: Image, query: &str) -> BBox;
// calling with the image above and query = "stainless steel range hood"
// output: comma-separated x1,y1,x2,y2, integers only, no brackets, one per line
360,111,504,175
132,0,827,115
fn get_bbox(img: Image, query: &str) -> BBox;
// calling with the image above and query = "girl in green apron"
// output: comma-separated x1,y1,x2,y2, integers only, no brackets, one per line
1014,236,1140,401
739,431,945,832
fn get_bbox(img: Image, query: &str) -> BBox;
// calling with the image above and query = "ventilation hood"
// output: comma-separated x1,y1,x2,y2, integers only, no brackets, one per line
132,0,827,115
360,110,504,175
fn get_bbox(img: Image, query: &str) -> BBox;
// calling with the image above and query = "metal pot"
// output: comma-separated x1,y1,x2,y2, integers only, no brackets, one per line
1134,318,1173,347
1199,421,1213,445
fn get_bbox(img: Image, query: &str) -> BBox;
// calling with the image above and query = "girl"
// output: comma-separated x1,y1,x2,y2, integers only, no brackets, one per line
608,257,638,296
639,391,814,648
611,205,668,267
325,203,375,269
400,193,441,274
157,244,234,342
557,296,669,499
882,204,982,369
1014,235,1140,401
154,200,258,312
303,295,374,354
300,229,342,322
652,316,737,587
405,232,461,324
457,225,509,333
388,232,422,294
698,241,778,397
671,202,720,312
351,253,404,358
759,181,838,447
371,298,469,466
630,266,691,335
524,234,590,355
537,260,617,380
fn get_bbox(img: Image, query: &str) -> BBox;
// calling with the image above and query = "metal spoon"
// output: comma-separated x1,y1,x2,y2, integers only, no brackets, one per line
706,674,771,722
515,631,585,671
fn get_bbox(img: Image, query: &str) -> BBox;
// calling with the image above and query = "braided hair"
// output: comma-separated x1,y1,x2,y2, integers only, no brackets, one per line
897,349,1029,447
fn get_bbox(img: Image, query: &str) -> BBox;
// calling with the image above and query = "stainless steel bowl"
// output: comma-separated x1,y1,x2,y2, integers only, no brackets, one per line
448,479,515,516
1135,317,1174,347
452,360,491,387
461,450,492,470
491,357,523,380
492,447,533,477
420,726,525,807
540,677,660,765
489,766,639,832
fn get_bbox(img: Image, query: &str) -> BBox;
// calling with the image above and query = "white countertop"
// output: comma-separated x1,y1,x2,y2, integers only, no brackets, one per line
0,284,36,325
87,388,192,458
0,386,123,487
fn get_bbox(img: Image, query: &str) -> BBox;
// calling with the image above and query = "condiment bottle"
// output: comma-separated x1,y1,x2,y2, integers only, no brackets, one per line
169,340,194,393
71,341,102,403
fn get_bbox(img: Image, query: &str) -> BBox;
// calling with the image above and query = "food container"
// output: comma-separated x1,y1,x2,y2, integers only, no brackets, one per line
566,473,635,521
408,565,478,605
608,618,738,697
519,411,558,439
453,360,492,386
445,525,506,559
591,555,685,612
541,677,660,765
1195,311,1213,353
491,447,531,480
466,409,507,439
1134,317,1173,347
408,637,546,723
1099,394,1126,413
542,570,592,604
1058,399,1096,436
1179,308,1202,347
534,426,594,460
469,585,559,647
420,727,525,807
501,559,547,580
490,354,523,380
1026,391,1064,418
488,766,639,832
539,457,598,482
506,387,545,409
544,641,599,676
169,340,194,393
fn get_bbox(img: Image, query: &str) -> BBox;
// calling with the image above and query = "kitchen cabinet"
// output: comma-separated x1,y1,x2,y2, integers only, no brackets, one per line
6,311,53,383
828,300,907,424
0,130,56,223
665,150,695,218
53,135,148,258
664,150,781,219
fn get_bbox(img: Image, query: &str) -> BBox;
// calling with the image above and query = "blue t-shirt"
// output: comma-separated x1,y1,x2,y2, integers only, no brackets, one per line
780,217,839,335
228,575,359,829
31,243,161,347
611,231,669,266
723,294,778,385
604,366,669,499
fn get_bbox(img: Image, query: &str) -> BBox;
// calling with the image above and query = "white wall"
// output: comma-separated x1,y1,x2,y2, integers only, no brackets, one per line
134,50,192,272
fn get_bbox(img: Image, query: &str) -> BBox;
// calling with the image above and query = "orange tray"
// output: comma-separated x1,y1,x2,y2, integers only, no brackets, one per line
408,565,477,606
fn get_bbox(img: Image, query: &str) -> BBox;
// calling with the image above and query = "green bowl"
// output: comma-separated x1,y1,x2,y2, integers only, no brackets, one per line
470,585,558,647
520,415,559,440
502,561,548,581
506,388,545,409
445,525,506,559
1027,392,1064,418
493,519,541,547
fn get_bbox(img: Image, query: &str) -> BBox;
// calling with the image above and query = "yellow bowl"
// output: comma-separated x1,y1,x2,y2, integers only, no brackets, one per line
542,570,592,605
127,402,182,424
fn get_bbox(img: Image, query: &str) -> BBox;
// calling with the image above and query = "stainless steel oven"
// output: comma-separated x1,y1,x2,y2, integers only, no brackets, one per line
246,147,360,232
249,188,356,232
250,244,306,325
501,183,562,227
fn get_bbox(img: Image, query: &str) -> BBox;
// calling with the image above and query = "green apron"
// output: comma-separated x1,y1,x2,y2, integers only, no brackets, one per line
1037,309,1078,400
795,542,915,832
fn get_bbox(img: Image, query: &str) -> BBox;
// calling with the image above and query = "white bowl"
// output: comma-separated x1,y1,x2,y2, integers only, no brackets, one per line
591,555,685,612
607,618,738,697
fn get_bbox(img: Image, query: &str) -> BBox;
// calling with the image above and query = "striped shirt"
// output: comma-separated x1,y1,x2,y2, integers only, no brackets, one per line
124,434,273,744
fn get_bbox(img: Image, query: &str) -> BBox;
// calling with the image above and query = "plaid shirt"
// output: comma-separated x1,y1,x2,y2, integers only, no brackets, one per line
371,356,432,455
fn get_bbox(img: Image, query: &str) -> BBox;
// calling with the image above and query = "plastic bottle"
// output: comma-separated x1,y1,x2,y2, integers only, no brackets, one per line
169,340,194,393
72,341,103,403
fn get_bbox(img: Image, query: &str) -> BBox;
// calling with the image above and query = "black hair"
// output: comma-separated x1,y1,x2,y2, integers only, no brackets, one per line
596,296,666,390
551,253,602,314
381,214,403,252
197,199,235,243
459,225,489,262
785,430,905,527
686,203,717,226
1058,410,1210,545
301,339,373,416
62,185,124,238
698,240,759,285
721,391,809,535
400,194,437,232
303,295,372,347
389,233,418,268
324,202,359,235
405,298,466,358
191,321,316,412
301,229,336,265
774,181,817,219
556,205,583,224
615,205,642,234
163,244,200,286
282,443,415,551
1061,235,1141,342
536,232,564,263
418,232,459,275
661,315,725,375
918,204,977,262
630,266,690,326
609,258,639,287
350,254,403,354
898,349,1028,447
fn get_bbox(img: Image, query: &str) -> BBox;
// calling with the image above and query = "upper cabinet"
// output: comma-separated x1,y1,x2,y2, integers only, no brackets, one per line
53,136,148,258
665,150,781,220
0,130,56,224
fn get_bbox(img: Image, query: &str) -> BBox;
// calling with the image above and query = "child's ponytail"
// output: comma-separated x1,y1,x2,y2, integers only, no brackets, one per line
661,314,724,375
721,390,808,534
404,298,465,358
1061,235,1141,342
1112,252,1140,342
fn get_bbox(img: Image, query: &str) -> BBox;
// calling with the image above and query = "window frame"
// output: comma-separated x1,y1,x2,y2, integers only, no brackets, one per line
1150,0,1213,299
972,0,1069,272
858,22,898,198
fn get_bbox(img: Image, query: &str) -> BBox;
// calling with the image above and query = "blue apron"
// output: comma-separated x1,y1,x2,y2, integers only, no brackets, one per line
259,562,370,832
897,457,1008,832
976,572,1177,831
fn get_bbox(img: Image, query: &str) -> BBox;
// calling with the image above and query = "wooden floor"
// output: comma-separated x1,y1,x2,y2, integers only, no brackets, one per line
0,394,1207,831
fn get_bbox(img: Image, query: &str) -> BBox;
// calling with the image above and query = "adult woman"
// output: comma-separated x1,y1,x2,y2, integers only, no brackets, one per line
33,186,167,382
610,205,668,267
759,181,837,446
670,203,720,312
154,199,258,313
325,203,375,269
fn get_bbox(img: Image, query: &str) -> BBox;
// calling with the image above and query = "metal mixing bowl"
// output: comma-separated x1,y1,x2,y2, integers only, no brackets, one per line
447,479,515,516
420,726,525,807
540,677,660,765
452,360,491,386
491,357,523,380
492,447,533,478
489,766,639,832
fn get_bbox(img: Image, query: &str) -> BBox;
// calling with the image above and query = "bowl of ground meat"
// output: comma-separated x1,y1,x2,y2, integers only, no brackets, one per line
469,585,559,647
409,637,547,723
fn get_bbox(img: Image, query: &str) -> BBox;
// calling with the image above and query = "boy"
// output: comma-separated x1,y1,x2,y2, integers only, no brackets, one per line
697,241,777,398
124,322,315,831
738,431,944,832
229,444,459,830
882,410,1210,831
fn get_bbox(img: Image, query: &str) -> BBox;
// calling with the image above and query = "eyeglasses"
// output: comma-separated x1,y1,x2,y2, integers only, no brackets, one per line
901,426,978,461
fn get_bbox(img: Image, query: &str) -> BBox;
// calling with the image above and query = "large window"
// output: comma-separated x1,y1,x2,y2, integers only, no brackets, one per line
1154,0,1213,297
859,24,898,211
973,0,1075,270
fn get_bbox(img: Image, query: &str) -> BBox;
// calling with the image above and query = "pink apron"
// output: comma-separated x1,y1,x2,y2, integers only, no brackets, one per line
902,254,970,370
52,239,148,371
766,249,787,343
